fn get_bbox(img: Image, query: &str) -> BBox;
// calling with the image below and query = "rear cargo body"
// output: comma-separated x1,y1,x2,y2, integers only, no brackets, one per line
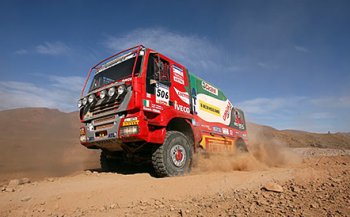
188,73,248,152
78,45,248,176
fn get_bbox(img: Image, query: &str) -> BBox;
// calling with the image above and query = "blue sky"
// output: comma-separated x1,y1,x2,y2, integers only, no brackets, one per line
1,0,349,132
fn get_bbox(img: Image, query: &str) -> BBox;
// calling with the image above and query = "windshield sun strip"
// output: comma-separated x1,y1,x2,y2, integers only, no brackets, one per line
96,51,143,75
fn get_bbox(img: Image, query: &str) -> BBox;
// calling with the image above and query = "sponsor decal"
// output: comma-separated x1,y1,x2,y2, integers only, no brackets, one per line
155,83,169,105
108,133,117,138
174,100,190,113
222,128,229,135
229,129,233,136
172,65,185,85
143,99,150,107
143,100,161,113
122,77,132,82
122,120,139,126
173,75,184,85
213,126,222,133
201,124,212,131
199,100,220,116
174,87,190,104
222,103,232,121
97,53,136,73
122,117,139,126
202,81,218,96
172,65,184,77
234,122,245,130
151,104,164,111
233,109,245,130
88,137,94,141
143,106,161,113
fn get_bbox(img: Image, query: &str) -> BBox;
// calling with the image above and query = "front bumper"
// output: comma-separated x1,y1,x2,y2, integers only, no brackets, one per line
80,113,150,151
80,114,124,151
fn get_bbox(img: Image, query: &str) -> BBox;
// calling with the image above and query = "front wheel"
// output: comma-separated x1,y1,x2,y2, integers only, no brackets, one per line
152,131,192,177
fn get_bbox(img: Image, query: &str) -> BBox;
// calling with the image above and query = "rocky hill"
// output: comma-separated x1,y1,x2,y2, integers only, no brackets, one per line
0,108,349,183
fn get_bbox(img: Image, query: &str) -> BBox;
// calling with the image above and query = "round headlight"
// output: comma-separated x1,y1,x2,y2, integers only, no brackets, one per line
78,100,82,108
82,97,88,105
117,85,126,95
108,87,116,97
100,90,106,99
88,94,94,103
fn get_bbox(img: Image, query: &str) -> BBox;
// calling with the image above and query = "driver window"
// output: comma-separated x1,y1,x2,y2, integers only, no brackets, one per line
146,54,170,94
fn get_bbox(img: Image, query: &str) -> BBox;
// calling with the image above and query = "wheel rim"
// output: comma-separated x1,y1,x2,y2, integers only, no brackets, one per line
170,144,186,167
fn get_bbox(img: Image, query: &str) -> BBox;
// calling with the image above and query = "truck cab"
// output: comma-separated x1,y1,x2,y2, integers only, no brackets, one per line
78,45,248,177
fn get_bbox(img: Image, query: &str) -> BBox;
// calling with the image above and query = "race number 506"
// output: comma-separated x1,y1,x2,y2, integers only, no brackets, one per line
156,84,169,105
157,89,169,99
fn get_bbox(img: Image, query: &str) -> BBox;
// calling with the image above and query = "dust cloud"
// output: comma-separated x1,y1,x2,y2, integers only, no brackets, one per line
0,108,99,184
192,124,301,174
192,152,266,173
248,123,302,167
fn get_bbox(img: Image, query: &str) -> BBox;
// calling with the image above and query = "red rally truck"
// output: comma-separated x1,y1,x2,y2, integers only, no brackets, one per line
78,45,249,177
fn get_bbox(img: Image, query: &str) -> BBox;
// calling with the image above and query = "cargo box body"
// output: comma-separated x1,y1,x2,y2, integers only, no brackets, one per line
188,73,248,152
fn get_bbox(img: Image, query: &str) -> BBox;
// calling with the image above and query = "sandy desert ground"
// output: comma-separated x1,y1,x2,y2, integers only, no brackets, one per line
0,108,349,217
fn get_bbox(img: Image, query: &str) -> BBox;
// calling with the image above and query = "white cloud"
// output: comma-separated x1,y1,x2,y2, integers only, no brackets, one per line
49,75,85,92
237,96,306,114
309,112,334,120
238,95,350,116
0,76,85,112
104,27,235,75
36,41,71,55
294,45,309,53
237,95,350,132
311,96,350,108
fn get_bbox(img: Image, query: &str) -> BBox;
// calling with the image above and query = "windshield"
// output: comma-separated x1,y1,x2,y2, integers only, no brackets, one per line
89,56,142,91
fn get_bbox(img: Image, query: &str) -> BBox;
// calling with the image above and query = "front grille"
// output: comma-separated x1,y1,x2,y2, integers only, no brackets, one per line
90,100,121,116
94,115,115,125
95,123,114,131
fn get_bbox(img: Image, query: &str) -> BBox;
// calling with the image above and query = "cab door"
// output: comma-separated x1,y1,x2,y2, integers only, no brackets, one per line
144,53,171,113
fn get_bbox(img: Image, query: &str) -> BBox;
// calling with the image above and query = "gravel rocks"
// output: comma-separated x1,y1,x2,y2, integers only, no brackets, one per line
1,154,348,217
21,196,32,202
3,178,31,192
262,182,284,193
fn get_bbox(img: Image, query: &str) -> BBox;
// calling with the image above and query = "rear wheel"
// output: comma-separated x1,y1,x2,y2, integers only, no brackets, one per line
236,139,248,153
152,131,192,177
